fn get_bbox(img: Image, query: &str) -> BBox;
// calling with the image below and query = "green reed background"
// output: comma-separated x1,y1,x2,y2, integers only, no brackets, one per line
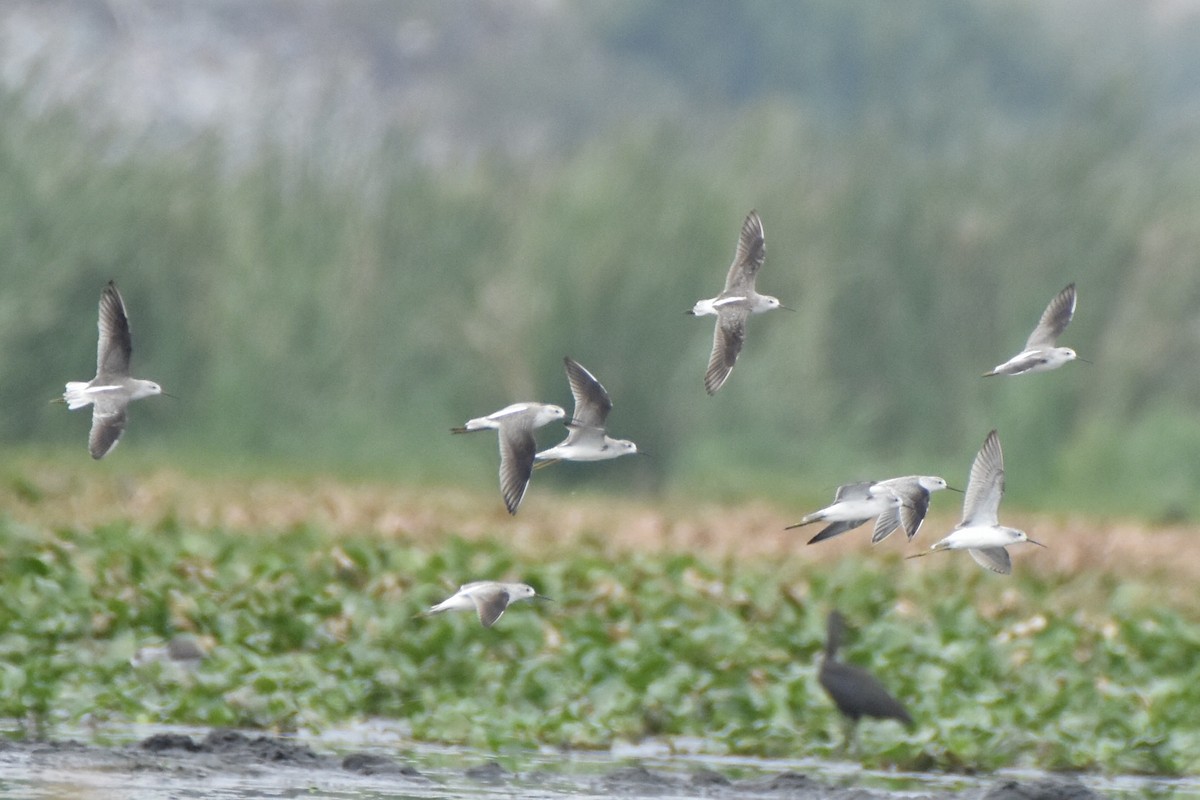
3,1,1200,518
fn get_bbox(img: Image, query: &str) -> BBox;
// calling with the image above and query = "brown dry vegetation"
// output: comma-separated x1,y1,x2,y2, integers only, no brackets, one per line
3,459,1193,589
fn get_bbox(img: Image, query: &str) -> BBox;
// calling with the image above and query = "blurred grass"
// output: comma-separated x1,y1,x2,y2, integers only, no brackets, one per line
3,75,1200,520
0,462,1199,773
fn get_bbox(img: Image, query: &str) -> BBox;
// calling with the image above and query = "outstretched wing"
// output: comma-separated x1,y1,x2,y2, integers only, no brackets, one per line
498,418,539,514
473,588,511,628
808,518,871,544
704,309,748,394
563,356,612,429
722,210,766,293
96,281,133,379
961,430,1004,526
89,401,127,460
968,547,1012,574
1024,283,1076,349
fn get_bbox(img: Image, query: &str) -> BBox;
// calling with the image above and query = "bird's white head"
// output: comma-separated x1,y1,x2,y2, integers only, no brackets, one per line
509,583,553,603
1056,347,1078,364
753,294,784,313
538,405,567,426
1008,528,1047,548
610,439,638,455
1002,527,1030,544
510,583,538,601
132,380,164,400
918,476,950,492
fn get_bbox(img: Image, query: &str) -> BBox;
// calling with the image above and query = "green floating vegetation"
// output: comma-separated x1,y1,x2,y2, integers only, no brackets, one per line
0,515,1197,775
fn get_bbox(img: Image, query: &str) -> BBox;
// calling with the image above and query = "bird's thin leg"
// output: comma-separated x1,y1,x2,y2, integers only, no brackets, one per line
845,718,863,760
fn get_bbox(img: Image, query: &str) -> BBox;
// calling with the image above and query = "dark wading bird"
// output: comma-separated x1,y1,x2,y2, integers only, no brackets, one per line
818,611,913,751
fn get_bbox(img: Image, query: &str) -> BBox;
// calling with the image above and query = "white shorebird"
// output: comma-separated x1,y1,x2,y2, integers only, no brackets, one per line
689,210,790,394
786,476,952,545
451,402,566,514
870,475,956,543
418,581,550,628
535,357,638,465
908,430,1045,574
60,281,164,459
985,283,1081,376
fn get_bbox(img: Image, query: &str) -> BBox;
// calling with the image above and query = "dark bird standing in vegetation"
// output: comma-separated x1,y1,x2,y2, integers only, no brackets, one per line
818,611,913,751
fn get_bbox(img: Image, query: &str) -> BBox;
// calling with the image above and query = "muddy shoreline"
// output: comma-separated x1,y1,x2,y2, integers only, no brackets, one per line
0,728,1112,799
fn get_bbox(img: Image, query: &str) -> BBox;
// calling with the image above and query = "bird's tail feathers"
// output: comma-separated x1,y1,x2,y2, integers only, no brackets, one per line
63,382,93,410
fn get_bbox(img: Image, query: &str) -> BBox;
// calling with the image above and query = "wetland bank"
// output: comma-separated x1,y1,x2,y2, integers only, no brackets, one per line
0,725,1145,799
0,465,1197,796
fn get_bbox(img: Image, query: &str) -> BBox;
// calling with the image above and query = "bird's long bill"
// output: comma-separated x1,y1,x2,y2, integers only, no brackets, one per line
1076,357,1093,364
1027,538,1048,548
778,305,797,312
534,594,554,602
945,485,964,493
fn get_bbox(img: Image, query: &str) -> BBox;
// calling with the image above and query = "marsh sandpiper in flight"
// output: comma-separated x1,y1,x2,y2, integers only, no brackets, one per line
535,356,638,465
787,476,952,545
907,430,1045,574
418,581,549,628
452,402,565,514
61,281,163,459
985,283,1081,376
689,210,790,394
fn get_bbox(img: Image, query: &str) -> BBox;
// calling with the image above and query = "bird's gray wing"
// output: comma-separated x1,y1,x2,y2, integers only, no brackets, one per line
892,488,932,540
1024,283,1076,349
89,399,127,460
901,496,931,540
722,210,766,293
871,505,903,543
563,356,612,429
96,281,133,379
704,308,749,394
498,417,538,514
474,588,510,628
968,547,1012,574
961,430,1004,526
808,519,871,544
834,481,877,502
